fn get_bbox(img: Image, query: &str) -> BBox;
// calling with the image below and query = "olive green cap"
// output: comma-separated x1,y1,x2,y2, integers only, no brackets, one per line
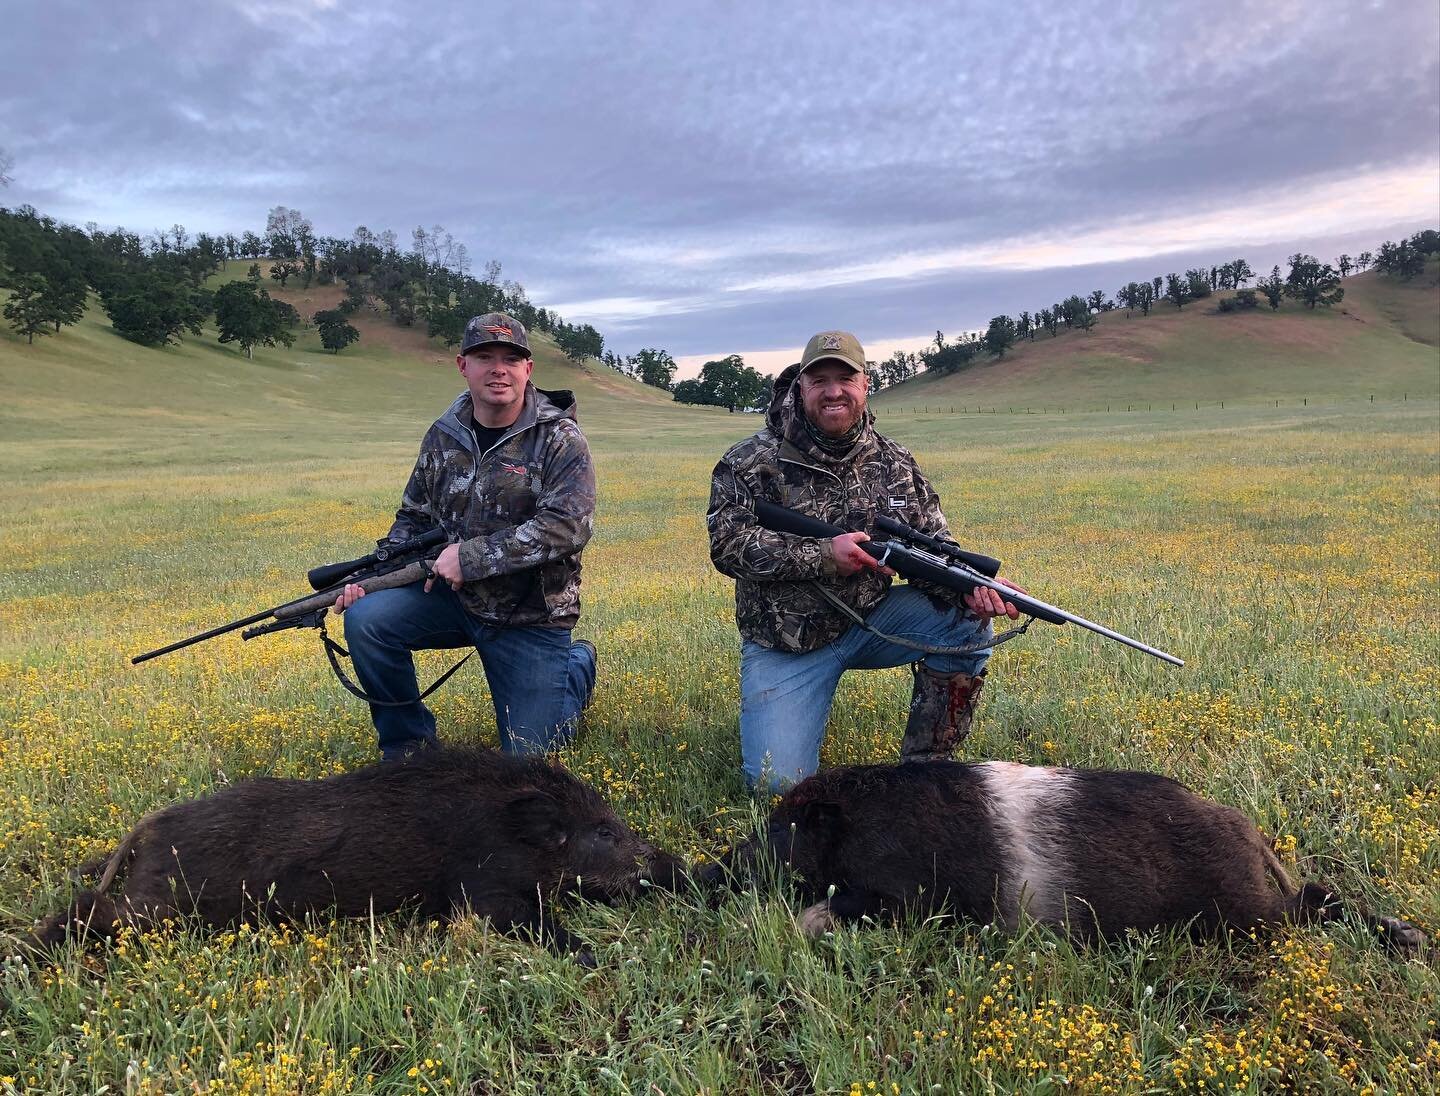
799,330,865,375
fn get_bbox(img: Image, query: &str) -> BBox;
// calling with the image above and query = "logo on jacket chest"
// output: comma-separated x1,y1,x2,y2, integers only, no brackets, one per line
500,461,529,477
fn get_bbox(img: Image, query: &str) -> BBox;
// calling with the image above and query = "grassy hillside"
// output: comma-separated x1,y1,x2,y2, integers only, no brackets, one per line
0,264,752,480
872,266,1440,412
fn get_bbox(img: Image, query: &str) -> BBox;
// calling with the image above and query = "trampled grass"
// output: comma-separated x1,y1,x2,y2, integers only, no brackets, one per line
0,293,1437,1093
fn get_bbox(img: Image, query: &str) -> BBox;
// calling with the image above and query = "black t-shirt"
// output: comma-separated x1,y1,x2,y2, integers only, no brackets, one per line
471,422,510,454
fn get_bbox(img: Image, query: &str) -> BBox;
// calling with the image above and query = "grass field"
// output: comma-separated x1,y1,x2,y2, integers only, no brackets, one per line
1,276,1437,1094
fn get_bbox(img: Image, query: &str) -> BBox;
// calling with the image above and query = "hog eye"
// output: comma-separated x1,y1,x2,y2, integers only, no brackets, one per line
595,826,618,843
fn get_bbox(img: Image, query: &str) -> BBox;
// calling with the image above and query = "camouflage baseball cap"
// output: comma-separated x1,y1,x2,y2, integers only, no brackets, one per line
799,330,865,375
460,312,531,358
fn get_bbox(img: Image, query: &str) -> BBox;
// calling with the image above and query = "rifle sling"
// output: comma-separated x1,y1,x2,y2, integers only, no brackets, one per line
810,582,1032,658
320,622,473,707
316,567,540,707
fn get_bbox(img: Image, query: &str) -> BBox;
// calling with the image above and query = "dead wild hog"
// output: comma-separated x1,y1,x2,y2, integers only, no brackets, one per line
28,747,684,959
705,761,1423,952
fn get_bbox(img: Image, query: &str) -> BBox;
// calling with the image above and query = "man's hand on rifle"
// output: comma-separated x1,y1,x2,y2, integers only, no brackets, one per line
965,578,1026,622
425,543,464,592
332,543,464,615
830,532,898,578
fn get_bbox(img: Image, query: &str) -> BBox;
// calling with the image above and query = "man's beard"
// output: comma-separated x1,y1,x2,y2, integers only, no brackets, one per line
800,399,866,453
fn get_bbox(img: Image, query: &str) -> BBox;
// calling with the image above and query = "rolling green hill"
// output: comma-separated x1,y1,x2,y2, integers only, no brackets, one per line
0,263,750,479
872,266,1440,412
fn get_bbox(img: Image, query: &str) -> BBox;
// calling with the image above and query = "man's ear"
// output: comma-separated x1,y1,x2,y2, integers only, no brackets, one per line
505,793,567,850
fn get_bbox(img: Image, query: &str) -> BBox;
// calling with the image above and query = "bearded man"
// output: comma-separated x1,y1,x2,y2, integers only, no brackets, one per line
707,330,1020,792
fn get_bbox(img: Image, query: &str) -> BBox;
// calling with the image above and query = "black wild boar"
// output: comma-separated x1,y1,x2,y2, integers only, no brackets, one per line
28,748,683,958
706,761,1423,952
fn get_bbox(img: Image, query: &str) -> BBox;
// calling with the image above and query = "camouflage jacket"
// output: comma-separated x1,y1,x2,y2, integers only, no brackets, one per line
707,363,969,652
386,384,595,628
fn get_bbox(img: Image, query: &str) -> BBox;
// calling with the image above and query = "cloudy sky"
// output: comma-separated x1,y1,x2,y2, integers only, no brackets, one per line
3,0,1437,375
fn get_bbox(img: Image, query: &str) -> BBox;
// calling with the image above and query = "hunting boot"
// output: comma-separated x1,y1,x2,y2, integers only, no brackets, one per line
900,663,985,762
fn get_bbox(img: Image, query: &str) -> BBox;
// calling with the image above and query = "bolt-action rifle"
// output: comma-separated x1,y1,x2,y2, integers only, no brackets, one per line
755,500,1184,667
131,527,450,665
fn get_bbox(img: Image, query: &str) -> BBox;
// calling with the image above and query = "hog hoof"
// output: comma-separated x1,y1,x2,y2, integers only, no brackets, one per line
574,946,598,968
1377,917,1426,953
799,901,835,938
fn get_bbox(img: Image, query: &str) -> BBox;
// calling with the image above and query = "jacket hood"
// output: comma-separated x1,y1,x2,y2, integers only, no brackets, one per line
437,383,577,449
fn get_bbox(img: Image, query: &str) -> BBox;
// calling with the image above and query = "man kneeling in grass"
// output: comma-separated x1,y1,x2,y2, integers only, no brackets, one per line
334,313,596,760
707,329,1023,793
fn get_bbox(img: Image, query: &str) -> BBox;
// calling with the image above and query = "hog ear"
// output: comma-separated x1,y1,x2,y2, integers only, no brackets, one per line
796,800,846,834
505,793,568,849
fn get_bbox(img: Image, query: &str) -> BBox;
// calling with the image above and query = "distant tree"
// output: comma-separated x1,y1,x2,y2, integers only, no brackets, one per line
1137,281,1154,315
215,280,296,358
239,231,264,259
1374,239,1426,280
1056,295,1088,332
881,348,920,384
672,378,707,405
1071,303,1096,334
3,273,51,343
1151,276,1163,300
1284,253,1344,309
246,263,262,284
338,277,367,315
1164,273,1190,309
1355,250,1373,271
700,354,766,411
1258,265,1285,310
43,273,87,332
1117,283,1136,316
1210,266,1218,291
553,322,604,363
268,260,299,287
1336,254,1353,278
271,298,301,329
264,206,310,260
1086,289,1105,313
1185,268,1211,298
922,333,983,373
1230,259,1253,288
313,308,361,354
1017,310,1032,339
983,314,1018,357
1039,307,1058,336
627,347,677,390
1410,228,1440,255
101,273,212,347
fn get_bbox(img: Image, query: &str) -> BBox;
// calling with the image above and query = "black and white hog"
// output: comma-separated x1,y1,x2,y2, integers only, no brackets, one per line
27,747,684,959
706,761,1423,952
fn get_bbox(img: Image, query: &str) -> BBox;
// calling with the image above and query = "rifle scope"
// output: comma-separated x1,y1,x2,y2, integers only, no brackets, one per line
307,527,448,590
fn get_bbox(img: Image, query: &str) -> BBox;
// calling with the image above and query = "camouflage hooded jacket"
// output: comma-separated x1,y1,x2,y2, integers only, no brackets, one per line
707,363,968,652
385,383,595,628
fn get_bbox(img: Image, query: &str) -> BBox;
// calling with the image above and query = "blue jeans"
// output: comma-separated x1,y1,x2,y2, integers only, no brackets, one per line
341,582,596,759
740,585,993,792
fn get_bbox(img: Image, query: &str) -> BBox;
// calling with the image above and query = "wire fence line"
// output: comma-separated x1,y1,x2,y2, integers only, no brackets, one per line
872,392,1433,417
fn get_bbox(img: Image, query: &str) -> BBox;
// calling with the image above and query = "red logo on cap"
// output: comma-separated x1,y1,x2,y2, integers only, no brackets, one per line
483,324,513,337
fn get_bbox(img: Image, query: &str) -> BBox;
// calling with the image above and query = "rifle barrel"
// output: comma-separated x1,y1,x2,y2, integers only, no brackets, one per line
131,608,277,664
961,569,1184,667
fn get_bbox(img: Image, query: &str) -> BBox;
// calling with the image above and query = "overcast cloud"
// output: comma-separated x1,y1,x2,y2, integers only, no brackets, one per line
2,0,1436,374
